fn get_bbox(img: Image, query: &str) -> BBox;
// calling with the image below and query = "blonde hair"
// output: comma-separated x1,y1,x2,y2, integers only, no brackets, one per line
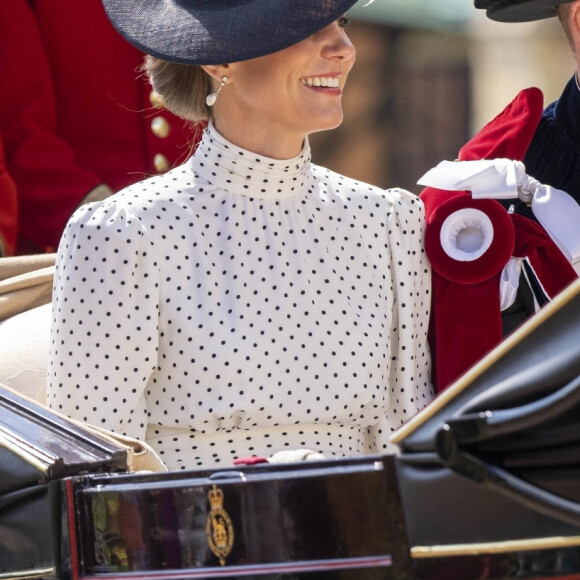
144,55,212,122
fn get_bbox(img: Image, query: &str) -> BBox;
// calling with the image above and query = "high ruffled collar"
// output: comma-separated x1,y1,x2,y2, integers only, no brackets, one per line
190,121,312,200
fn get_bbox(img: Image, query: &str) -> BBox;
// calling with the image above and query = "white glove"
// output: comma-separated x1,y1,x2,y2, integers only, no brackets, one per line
268,449,325,463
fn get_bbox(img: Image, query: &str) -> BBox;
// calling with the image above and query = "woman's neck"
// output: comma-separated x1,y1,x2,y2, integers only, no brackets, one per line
211,116,305,160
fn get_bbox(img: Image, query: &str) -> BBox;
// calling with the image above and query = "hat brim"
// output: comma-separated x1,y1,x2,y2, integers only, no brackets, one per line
474,0,571,22
102,0,361,65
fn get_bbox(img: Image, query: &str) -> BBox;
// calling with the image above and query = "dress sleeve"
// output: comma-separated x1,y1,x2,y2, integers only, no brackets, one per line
47,200,159,440
367,189,433,453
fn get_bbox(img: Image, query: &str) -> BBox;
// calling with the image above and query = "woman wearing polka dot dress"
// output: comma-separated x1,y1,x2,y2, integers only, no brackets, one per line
48,0,434,470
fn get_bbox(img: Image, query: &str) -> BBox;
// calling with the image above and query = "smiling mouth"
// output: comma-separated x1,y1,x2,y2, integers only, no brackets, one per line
300,76,340,88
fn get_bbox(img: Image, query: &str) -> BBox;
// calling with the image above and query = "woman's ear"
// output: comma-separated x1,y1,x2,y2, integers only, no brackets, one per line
569,1,580,53
201,64,230,88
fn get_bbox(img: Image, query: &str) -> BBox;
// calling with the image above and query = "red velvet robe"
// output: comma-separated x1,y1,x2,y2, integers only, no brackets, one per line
421,88,577,392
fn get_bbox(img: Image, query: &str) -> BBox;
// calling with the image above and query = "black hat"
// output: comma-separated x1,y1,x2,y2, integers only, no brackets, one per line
102,0,361,65
474,0,572,22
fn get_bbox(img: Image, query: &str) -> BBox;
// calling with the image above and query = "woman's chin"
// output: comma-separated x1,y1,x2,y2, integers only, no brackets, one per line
306,112,344,135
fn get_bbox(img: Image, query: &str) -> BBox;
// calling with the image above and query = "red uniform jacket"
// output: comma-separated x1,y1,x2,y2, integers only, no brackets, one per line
0,136,18,256
0,0,200,253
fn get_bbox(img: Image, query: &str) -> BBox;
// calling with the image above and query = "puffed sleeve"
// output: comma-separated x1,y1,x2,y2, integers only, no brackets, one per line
47,199,159,440
367,189,433,453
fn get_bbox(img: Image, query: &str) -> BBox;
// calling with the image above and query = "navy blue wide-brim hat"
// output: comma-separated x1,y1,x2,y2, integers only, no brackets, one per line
474,0,572,22
102,0,361,65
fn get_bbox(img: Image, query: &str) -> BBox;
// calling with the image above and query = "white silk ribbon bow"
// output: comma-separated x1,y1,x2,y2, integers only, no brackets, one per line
418,159,524,200
418,158,580,270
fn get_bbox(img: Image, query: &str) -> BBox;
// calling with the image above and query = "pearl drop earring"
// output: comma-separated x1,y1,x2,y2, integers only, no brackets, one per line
206,76,228,107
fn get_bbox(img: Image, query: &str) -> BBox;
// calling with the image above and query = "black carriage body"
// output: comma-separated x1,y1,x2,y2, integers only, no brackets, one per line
0,386,410,579
5,453,580,580
3,279,580,579
0,386,127,579
392,275,580,578
64,455,409,580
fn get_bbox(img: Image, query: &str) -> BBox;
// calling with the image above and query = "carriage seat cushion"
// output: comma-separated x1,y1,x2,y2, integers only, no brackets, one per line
0,302,51,405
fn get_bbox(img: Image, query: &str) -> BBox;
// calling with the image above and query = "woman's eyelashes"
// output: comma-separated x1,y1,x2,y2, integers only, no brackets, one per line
338,16,351,29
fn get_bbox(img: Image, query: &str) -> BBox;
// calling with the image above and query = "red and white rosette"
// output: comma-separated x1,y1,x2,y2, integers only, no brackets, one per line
419,159,578,392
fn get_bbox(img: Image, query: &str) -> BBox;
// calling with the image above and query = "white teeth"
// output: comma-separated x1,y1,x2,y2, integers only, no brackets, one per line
301,77,340,88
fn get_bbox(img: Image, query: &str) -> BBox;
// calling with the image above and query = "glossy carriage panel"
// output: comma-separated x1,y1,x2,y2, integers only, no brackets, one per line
68,455,410,579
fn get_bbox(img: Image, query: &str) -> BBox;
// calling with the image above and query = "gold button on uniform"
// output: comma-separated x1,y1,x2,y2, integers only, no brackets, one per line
149,90,165,109
153,153,170,173
151,116,171,139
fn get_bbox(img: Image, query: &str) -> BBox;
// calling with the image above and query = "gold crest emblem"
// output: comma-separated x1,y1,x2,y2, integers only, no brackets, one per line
205,484,234,565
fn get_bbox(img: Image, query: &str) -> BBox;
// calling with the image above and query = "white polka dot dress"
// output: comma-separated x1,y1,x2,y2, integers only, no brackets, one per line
48,121,433,470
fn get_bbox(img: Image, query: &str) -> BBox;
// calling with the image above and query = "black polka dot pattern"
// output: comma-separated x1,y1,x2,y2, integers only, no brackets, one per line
48,122,433,470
